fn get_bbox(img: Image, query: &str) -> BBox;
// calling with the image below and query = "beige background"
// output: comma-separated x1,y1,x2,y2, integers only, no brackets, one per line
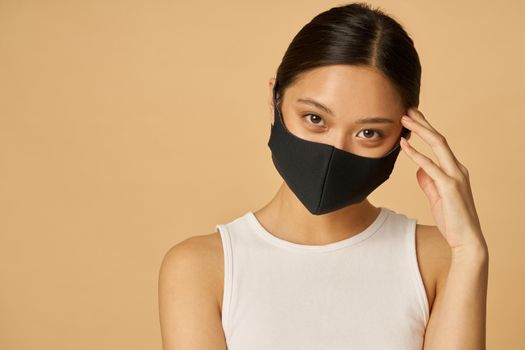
0,0,523,348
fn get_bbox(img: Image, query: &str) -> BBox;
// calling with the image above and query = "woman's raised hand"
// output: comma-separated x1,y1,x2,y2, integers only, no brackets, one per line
399,107,487,253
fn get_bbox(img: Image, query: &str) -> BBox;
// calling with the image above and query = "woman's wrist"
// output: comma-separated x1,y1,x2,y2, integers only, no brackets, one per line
451,239,489,265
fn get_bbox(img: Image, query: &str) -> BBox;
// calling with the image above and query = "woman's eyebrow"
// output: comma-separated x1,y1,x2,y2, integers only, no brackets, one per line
355,117,395,124
296,97,395,124
296,97,335,116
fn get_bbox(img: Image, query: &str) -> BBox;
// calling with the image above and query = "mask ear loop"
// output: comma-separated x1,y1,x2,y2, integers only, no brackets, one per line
273,79,280,115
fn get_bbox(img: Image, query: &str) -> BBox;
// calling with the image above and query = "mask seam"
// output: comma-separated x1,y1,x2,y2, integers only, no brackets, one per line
316,147,335,214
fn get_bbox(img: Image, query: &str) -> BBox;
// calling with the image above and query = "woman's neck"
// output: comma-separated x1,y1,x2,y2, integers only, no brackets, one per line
253,182,381,246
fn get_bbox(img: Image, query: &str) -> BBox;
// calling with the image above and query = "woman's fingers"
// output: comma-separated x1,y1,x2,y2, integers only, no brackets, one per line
401,108,463,178
400,136,448,182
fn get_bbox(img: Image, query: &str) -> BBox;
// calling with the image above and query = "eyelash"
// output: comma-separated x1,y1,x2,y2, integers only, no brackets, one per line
301,113,385,140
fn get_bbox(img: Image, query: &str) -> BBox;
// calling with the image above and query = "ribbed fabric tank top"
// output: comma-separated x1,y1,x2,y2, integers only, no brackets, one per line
215,207,430,350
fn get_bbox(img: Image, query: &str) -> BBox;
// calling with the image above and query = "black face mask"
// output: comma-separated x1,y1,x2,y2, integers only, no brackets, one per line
267,80,411,215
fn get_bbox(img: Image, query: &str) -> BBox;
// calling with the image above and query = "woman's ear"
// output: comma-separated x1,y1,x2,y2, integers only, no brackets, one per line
268,77,276,126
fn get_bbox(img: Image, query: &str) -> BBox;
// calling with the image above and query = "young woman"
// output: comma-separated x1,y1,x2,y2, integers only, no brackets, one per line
159,3,489,349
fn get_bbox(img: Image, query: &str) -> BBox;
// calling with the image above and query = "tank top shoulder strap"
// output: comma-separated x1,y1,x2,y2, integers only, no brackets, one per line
384,208,430,324
215,212,252,337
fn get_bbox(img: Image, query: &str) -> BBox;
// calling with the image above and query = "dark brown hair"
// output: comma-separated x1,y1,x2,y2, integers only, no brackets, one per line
274,2,421,115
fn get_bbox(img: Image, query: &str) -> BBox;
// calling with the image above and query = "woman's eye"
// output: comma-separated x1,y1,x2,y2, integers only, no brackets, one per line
302,114,384,140
302,113,326,126
357,129,384,140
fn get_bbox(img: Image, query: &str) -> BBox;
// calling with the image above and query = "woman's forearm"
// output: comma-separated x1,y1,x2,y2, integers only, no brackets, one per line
423,243,489,350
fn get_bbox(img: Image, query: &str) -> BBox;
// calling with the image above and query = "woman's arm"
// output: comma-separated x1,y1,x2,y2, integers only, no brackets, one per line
158,235,228,350
399,108,490,349
423,242,489,350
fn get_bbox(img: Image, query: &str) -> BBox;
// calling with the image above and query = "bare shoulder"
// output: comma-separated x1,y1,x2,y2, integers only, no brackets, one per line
414,224,452,312
158,232,226,350
159,231,224,308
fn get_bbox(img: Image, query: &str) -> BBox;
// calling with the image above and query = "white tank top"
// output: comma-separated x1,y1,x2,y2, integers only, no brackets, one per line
215,207,430,350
